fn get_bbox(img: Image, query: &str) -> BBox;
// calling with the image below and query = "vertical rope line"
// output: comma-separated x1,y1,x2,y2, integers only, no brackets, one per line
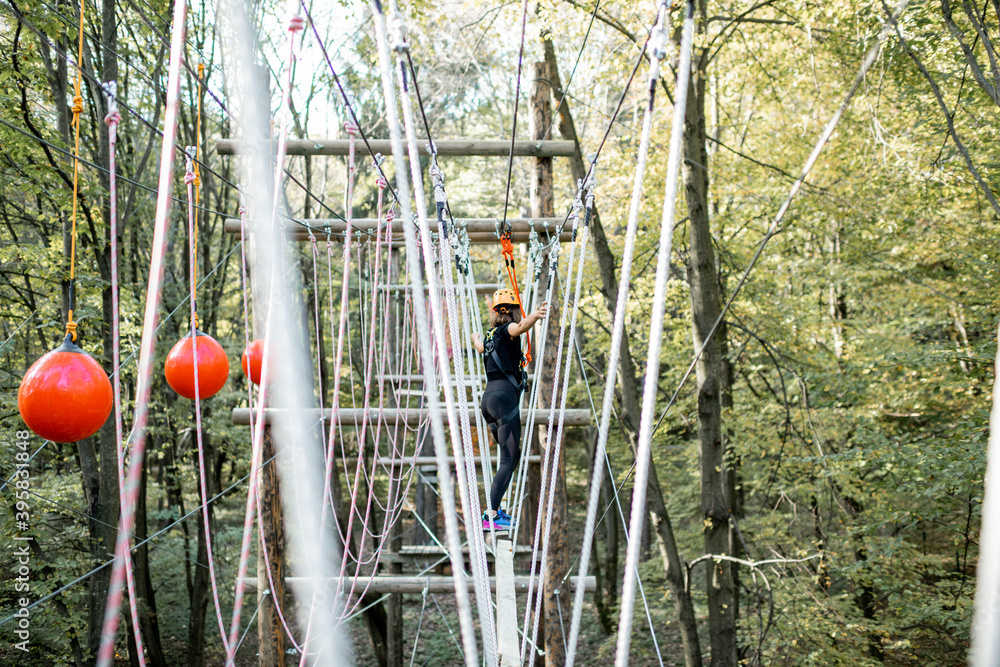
103,81,146,667
303,111,358,667
560,0,671,661
184,150,231,655
499,0,531,231
509,242,557,547
192,62,204,326
95,0,188,661
370,3,480,664
224,201,293,665
434,162,499,664
613,3,693,661
64,0,87,339
521,214,580,667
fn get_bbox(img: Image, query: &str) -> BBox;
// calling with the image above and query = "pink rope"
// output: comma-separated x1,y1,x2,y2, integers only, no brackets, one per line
223,200,275,663
104,87,146,667
183,152,231,656
228,11,311,659
299,122,359,663
95,1,187,662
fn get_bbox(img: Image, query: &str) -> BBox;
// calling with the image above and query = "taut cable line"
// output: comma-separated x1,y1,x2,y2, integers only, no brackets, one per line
499,0,531,235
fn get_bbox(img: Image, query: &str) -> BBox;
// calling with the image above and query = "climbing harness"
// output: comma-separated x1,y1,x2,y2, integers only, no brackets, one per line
499,226,533,364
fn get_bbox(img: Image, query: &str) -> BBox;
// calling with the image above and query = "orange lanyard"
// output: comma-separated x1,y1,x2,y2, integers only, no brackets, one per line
500,233,531,365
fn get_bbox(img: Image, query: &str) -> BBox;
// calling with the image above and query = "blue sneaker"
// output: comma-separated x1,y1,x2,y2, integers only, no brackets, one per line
482,508,515,532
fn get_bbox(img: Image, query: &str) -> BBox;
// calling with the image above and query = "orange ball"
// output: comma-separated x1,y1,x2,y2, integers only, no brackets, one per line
164,331,229,400
241,339,266,385
18,335,113,443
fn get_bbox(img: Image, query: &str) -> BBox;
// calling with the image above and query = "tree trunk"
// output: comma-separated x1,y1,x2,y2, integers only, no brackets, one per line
683,9,738,662
257,426,287,666
531,58,568,667
187,430,213,666
542,34,703,667
134,443,168,667
585,427,614,635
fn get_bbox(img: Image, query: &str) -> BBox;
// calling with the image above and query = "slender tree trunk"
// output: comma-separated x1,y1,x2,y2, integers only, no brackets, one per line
683,7,737,662
585,428,613,635
134,443,167,666
531,58,568,667
187,431,214,666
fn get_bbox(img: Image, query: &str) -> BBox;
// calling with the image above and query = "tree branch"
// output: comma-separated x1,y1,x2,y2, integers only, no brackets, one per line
940,0,1000,104
886,1,1000,219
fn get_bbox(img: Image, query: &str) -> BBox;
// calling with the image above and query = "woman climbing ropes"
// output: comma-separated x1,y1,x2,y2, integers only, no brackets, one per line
472,288,548,532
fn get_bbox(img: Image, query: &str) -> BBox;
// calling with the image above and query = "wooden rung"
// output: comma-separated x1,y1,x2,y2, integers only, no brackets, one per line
232,407,592,426
241,574,596,594
377,374,535,383
340,454,542,467
399,543,534,556
378,283,501,295
494,535,520,667
216,138,577,157
225,218,564,235
226,217,563,234
223,218,571,244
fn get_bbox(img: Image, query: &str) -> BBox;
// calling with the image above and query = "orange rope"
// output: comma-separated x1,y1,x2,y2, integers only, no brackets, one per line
191,63,204,329
500,232,531,364
65,0,87,341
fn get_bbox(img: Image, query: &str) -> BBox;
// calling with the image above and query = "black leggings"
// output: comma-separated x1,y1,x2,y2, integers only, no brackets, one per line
481,379,521,512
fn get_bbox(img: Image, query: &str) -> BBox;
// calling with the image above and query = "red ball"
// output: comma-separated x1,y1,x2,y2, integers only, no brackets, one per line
18,335,113,443
241,339,266,385
164,331,229,400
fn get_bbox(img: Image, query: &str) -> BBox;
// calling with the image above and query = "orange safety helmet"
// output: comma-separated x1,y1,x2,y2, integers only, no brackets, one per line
492,288,519,311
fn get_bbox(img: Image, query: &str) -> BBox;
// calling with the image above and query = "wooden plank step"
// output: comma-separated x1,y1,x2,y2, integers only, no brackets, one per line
232,407,592,427
399,543,534,556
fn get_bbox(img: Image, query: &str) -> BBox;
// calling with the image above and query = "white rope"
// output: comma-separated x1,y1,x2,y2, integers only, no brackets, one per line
509,238,558,544
614,2,694,661
457,231,494,499
433,159,500,664
524,198,588,667
369,4,480,665
563,2,673,663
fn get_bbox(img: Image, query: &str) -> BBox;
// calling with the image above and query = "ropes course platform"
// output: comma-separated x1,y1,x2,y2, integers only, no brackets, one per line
216,138,577,157
240,575,596,594
223,218,571,243
232,407,592,426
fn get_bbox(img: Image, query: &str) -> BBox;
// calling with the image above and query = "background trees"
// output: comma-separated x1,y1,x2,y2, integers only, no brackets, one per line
0,0,994,664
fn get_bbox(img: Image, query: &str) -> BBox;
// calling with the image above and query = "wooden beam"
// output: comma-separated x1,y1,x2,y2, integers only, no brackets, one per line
232,407,592,426
241,575,597,594
216,138,577,157
398,543,534,556
494,536,521,667
223,218,571,244
225,217,563,234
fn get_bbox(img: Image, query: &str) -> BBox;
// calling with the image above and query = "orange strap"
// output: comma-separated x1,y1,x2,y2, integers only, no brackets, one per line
500,232,531,365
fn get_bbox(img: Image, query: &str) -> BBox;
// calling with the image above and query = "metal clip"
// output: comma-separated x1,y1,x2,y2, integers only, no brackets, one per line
389,12,409,53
